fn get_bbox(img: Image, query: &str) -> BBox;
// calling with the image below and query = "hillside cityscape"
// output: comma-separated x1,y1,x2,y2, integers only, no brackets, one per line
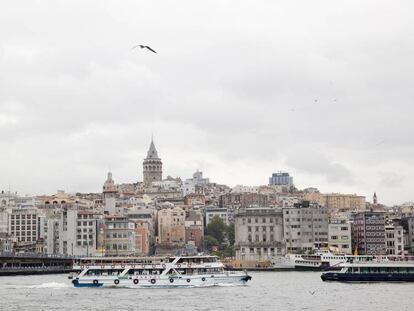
1,138,413,264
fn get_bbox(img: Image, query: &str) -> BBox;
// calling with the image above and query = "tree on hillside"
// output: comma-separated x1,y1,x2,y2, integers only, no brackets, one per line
205,216,227,243
204,235,219,250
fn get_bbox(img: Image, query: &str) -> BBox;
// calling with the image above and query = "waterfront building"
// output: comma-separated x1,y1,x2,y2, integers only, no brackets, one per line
268,172,293,188
148,178,182,193
234,208,285,261
328,217,352,254
104,216,136,256
232,185,259,194
134,220,150,256
185,210,204,250
59,209,101,256
303,192,366,215
404,217,414,254
0,191,35,209
182,170,209,196
8,208,39,244
103,172,117,215
205,207,233,226
385,224,404,255
219,193,268,209
184,192,206,207
0,208,9,233
45,217,60,255
157,207,186,246
143,138,162,186
353,211,386,255
283,202,329,253
0,232,15,253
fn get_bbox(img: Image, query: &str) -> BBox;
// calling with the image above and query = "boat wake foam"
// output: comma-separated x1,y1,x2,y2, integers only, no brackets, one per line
26,282,70,289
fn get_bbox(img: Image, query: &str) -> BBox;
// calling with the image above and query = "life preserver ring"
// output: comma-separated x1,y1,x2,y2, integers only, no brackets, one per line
101,265,105,269
93,280,99,285
111,264,115,269
141,264,146,269
133,279,139,284
114,279,119,285
80,264,84,269
85,265,89,269
162,264,166,269
177,264,181,268
201,277,206,282
121,263,125,269
131,264,136,269
150,279,156,284
152,264,157,269
188,262,192,268
169,278,174,283
186,279,191,283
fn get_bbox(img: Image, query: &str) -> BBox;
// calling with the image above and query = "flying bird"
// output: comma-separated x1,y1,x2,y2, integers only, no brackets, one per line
131,44,157,53
308,289,317,295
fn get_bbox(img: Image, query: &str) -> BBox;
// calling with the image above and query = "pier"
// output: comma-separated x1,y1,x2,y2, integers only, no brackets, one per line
0,253,75,276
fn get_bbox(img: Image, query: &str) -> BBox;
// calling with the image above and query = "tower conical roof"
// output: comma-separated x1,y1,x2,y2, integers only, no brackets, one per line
146,139,159,159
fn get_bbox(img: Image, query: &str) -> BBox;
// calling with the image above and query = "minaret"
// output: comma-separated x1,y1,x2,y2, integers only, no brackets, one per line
103,172,117,215
373,192,378,205
143,138,163,186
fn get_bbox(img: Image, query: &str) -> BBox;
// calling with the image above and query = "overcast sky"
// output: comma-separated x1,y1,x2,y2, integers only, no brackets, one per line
0,1,413,205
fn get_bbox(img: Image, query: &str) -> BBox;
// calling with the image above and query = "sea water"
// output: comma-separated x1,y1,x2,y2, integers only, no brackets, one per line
1,272,413,311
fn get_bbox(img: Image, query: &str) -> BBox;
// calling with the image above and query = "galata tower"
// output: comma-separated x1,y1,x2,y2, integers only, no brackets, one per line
143,138,163,185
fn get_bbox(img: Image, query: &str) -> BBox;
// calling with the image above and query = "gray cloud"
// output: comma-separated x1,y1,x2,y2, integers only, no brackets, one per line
0,1,414,205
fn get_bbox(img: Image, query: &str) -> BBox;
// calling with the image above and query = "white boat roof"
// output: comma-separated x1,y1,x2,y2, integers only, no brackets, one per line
78,255,217,261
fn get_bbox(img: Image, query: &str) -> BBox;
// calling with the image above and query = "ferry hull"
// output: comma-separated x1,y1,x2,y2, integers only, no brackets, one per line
321,272,414,282
72,274,251,288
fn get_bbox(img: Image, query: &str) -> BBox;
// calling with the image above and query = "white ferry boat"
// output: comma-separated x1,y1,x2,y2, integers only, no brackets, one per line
272,250,372,271
71,255,252,288
321,256,414,282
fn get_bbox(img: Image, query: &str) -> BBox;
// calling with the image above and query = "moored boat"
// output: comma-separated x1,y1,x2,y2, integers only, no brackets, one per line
321,256,414,282
272,250,364,271
71,255,252,288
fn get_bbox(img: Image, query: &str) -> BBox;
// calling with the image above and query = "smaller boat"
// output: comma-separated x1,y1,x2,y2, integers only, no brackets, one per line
272,250,362,271
321,256,414,282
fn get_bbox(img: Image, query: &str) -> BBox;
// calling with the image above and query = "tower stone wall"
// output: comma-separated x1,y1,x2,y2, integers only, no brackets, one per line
143,139,162,185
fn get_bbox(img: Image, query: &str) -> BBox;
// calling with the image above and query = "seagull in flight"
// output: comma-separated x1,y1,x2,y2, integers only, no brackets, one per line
131,44,157,53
